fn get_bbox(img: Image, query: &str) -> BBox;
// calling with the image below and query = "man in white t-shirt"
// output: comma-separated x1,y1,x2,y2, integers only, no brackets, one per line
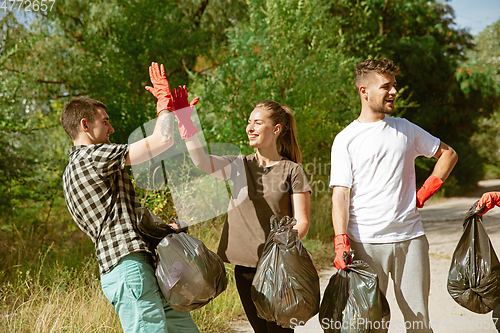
330,59,458,332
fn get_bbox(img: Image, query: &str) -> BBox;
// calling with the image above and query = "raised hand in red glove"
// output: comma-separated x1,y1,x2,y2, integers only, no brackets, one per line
476,192,500,215
333,234,351,270
172,85,200,139
145,62,174,115
416,175,443,208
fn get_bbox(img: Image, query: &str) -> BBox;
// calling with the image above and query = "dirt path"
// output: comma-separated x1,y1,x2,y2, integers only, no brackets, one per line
230,179,500,333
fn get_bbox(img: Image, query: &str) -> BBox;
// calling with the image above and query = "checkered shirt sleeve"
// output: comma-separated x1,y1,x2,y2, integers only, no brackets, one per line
62,144,150,275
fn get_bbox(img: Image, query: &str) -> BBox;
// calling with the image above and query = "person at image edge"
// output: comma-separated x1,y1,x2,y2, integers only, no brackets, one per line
60,63,200,333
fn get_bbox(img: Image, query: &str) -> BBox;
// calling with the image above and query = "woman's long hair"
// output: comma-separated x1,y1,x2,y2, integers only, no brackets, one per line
255,100,302,164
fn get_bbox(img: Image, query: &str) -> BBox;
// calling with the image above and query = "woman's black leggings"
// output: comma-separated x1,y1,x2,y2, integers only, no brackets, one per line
234,265,294,333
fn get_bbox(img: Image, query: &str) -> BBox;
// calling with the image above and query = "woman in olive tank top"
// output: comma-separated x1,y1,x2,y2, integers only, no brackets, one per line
173,87,311,333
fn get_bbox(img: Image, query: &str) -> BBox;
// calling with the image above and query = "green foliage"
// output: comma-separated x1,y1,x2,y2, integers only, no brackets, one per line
193,0,498,195
467,19,500,179
0,14,77,283
0,0,247,279
0,0,248,143
193,0,363,180
470,19,500,81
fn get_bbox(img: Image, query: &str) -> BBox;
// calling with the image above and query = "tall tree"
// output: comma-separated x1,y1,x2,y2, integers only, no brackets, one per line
193,0,366,175
194,0,495,194
466,19,500,177
20,0,245,142
0,0,248,280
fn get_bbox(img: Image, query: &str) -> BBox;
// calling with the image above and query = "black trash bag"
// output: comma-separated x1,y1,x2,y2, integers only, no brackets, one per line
447,202,500,314
319,257,390,333
155,231,227,312
251,215,320,328
135,207,188,247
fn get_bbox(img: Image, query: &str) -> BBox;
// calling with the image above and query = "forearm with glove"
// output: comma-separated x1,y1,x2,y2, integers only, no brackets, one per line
332,186,352,270
416,142,458,208
127,62,177,166
172,85,200,139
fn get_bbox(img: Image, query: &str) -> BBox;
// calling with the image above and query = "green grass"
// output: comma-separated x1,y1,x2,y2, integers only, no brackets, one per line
308,191,335,241
0,214,244,333
0,259,120,332
303,191,335,271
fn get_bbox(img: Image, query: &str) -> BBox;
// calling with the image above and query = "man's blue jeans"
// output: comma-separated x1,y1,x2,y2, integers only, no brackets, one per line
100,252,199,333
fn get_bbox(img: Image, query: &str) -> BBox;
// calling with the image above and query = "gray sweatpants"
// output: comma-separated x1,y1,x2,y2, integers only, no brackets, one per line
350,235,433,333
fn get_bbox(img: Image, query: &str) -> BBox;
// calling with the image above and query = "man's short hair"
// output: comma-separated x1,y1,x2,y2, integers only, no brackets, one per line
354,59,401,90
61,97,107,140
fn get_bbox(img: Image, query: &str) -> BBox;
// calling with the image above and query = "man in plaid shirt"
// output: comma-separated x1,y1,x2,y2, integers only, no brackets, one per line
61,63,199,333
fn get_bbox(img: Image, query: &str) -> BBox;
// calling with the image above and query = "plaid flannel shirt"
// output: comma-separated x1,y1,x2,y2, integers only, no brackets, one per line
63,144,150,275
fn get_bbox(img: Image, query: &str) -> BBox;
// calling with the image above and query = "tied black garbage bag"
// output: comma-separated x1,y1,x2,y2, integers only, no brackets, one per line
135,207,187,247
251,215,320,328
156,231,227,312
447,203,500,314
319,258,390,333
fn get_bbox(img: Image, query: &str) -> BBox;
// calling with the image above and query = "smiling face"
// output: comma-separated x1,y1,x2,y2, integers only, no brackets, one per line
86,107,115,144
246,107,281,149
363,72,398,114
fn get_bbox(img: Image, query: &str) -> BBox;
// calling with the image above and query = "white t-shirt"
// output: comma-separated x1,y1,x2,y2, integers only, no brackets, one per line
329,115,440,243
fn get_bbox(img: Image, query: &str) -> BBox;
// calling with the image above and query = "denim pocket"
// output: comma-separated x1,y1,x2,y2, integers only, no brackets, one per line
124,259,146,300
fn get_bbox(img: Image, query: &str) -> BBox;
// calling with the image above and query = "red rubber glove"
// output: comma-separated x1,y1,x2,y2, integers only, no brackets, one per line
145,62,174,115
172,85,200,139
476,192,500,215
333,234,351,271
416,175,443,208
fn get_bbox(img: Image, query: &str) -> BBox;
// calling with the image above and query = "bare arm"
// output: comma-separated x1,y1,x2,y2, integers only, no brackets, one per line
125,110,174,166
184,135,234,179
332,186,350,235
430,141,458,181
291,192,310,239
